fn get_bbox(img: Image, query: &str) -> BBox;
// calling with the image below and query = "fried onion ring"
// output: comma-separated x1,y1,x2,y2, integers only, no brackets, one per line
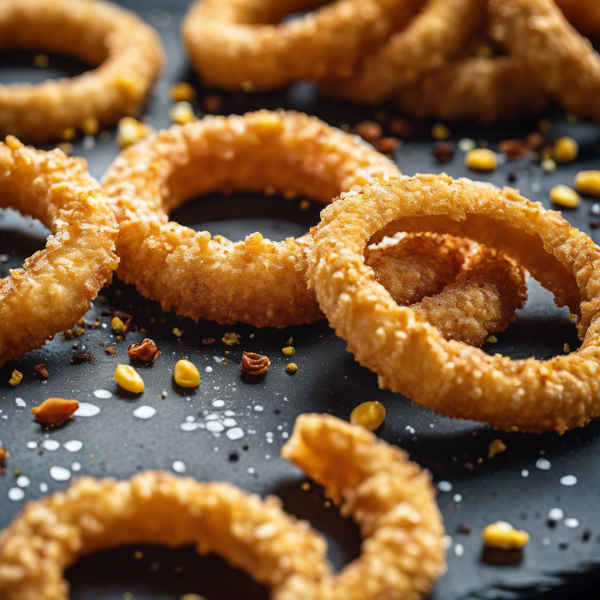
0,414,445,600
0,0,164,143
0,137,118,368
182,0,421,90
555,0,600,40
489,0,600,124
308,174,600,433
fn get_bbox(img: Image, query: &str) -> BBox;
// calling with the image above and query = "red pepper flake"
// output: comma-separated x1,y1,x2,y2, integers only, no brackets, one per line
128,338,161,362
33,363,49,378
71,353,95,365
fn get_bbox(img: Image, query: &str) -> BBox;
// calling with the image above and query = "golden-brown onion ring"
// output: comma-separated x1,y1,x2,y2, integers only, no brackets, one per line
0,137,119,367
0,414,445,600
489,0,600,124
555,0,600,40
182,0,421,91
396,56,547,123
0,0,164,143
308,174,600,434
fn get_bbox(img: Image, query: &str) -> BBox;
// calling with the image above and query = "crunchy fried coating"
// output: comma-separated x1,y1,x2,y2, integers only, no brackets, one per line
322,0,486,105
102,110,400,328
308,174,600,433
279,414,445,600
489,0,600,124
0,415,445,600
396,56,547,123
555,0,600,39
182,0,421,90
0,137,118,367
0,0,164,142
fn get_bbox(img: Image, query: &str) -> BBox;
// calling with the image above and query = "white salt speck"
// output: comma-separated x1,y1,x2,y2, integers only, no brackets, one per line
63,440,83,453
564,518,579,528
536,458,551,470
27,441,38,450
223,418,236,427
405,425,415,434
560,475,577,487
254,405,264,412
532,182,541,193
213,356,224,363
591,203,600,215
172,461,186,473
248,467,255,474
453,494,462,503
212,399,225,408
206,366,213,373
521,469,529,477
549,508,564,521
8,488,24,501
185,416,195,422
75,403,101,417
226,427,244,440
93,389,113,399
16,476,30,488
458,138,476,152
50,466,71,482
542,537,551,546
40,483,48,493
206,421,224,433
133,406,156,420
224,410,235,417
43,440,60,451
282,432,289,439
180,422,197,432
437,481,452,492
455,543,464,557
15,398,26,407
71,462,81,472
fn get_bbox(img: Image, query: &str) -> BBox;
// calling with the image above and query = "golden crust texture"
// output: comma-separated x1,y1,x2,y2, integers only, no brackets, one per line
308,174,600,433
0,414,445,600
555,0,600,39
0,0,164,142
489,0,600,124
182,0,421,90
0,137,119,367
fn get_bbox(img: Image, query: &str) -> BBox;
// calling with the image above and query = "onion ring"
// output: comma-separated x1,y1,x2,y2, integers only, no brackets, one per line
308,174,600,433
0,414,445,600
555,0,600,40
395,56,547,123
488,0,600,124
0,0,164,143
0,137,118,368
181,0,421,91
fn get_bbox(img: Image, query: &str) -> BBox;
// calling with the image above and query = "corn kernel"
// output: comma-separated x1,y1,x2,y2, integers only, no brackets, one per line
112,316,126,335
550,185,580,209
286,362,298,373
81,117,99,136
575,170,600,197
553,137,578,163
222,332,241,346
350,401,386,431
9,370,23,386
173,327,184,338
244,231,265,252
117,117,151,149
431,123,450,140
114,364,144,393
34,53,49,68
465,148,497,171
282,346,295,356
541,158,556,173
170,82,196,102
488,438,507,458
486,335,498,344
482,522,530,549
174,359,200,388
169,101,196,125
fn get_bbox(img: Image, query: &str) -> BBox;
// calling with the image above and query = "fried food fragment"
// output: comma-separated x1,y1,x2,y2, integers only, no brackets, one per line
241,352,271,377
31,398,79,425
33,364,49,378
70,353,95,365
9,371,23,386
128,339,161,362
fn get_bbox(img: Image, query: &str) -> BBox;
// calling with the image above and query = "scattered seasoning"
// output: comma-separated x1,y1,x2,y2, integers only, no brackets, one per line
350,401,386,431
558,542,569,550
582,529,591,541
457,523,472,534
546,518,557,528
274,408,281,415
170,82,196,102
353,120,383,144
174,360,200,388
202,338,216,345
203,93,222,114
507,171,519,183
488,439,507,458
33,364,49,378
0,448,8,473
106,347,116,355
128,339,161,362
432,141,456,163
31,398,79,425
242,443,249,451
482,522,530,549
229,451,239,461
222,332,241,346
431,123,450,140
9,370,23,386
286,363,298,373
241,352,271,377
71,353,95,365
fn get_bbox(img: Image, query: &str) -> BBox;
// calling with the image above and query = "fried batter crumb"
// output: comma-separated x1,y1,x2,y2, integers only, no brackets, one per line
488,438,507,458
106,348,116,355
33,363,49,378
71,353,95,365
9,370,23,386
173,327,184,337
202,338,216,345
241,352,270,376
128,338,161,362
222,332,241,346
31,397,79,425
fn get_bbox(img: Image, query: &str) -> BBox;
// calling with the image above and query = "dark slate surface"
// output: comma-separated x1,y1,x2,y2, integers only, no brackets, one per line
0,1,599,598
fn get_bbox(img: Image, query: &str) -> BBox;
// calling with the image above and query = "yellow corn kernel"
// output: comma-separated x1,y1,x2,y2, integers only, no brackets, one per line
112,316,126,335
282,346,295,356
486,335,498,344
174,359,200,388
553,136,578,163
222,332,241,346
465,148,498,171
550,185,580,209
575,170,600,197
169,101,196,125
114,365,144,393
244,231,265,252
9,370,23,386
173,327,184,338
488,438,507,458
350,401,386,431
170,82,196,102
81,117,99,136
482,522,530,549
431,123,450,140
541,158,556,173
286,362,298,373
117,117,151,149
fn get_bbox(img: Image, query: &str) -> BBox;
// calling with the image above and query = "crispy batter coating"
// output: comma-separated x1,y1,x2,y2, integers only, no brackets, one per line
0,415,445,600
308,174,600,433
0,0,164,142
102,110,400,328
489,0,600,124
555,0,600,39
0,138,118,367
182,0,421,90
396,56,547,123
279,414,445,600
322,0,486,105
